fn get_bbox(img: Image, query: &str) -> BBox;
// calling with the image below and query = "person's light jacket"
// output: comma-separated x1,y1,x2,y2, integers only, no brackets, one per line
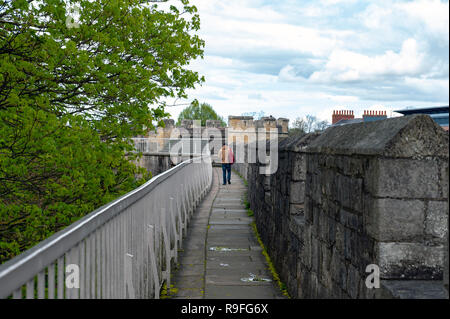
218,146,234,164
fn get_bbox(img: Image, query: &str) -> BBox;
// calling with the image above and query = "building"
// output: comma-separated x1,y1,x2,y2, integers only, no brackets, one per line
331,110,387,126
394,106,449,131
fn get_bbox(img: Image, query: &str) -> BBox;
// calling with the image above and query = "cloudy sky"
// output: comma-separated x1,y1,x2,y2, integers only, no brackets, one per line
166,0,449,125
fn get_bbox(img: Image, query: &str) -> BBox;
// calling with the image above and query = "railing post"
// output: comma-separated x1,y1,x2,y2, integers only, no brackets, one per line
37,270,45,299
48,262,55,299
180,183,188,237
170,197,178,263
57,256,64,299
65,246,80,299
124,253,135,299
80,240,86,299
147,225,160,299
161,207,171,293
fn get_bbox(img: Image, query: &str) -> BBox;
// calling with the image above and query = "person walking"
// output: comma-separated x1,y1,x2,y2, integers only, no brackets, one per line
218,142,234,185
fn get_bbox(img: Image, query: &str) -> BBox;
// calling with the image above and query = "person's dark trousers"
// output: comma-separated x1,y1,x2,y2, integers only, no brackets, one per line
222,163,231,184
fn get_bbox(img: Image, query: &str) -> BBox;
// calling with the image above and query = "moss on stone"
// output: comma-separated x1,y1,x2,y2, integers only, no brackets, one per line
250,220,290,298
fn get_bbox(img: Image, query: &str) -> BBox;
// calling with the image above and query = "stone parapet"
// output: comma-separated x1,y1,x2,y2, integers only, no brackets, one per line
234,114,449,298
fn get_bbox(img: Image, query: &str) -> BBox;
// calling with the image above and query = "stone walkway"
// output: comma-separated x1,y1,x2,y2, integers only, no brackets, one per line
171,167,285,299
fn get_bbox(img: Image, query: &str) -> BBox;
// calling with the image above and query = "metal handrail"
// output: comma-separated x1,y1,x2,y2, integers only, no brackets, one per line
0,156,213,299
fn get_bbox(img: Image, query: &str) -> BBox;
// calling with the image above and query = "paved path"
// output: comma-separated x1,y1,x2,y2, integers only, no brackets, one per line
171,167,285,299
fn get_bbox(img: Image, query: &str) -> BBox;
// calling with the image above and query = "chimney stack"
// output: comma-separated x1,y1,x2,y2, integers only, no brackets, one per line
363,110,388,122
332,109,355,124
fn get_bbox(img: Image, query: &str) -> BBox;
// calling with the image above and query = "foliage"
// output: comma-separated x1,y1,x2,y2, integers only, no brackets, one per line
0,0,204,263
176,101,226,126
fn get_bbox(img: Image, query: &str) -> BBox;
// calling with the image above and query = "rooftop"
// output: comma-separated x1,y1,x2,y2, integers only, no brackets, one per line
394,106,449,115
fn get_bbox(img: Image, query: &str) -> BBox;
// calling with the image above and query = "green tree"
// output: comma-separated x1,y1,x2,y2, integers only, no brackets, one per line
288,115,330,136
0,0,204,263
288,117,307,136
314,120,330,131
176,102,226,126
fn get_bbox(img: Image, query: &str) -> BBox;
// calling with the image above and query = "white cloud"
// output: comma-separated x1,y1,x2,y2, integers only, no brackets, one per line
397,0,449,35
170,0,449,124
309,38,427,82
359,4,393,29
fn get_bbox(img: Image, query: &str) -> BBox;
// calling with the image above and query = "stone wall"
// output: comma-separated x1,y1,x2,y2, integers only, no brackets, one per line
234,115,449,298
135,154,175,177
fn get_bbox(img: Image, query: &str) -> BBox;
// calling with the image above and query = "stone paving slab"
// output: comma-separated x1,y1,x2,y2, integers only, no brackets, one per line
207,240,258,247
174,275,204,289
206,260,266,270
209,220,252,225
207,250,265,258
204,285,283,299
207,244,253,250
171,167,285,299
208,225,251,231
207,255,253,263
179,256,205,265
212,209,248,213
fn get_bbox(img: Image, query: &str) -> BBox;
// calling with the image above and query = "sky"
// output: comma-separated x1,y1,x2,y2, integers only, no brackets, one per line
165,0,449,125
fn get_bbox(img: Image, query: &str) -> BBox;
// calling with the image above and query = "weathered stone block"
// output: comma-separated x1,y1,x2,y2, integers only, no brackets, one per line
377,242,444,279
297,264,310,298
338,260,348,290
331,281,344,299
444,229,449,293
335,223,345,253
425,200,448,240
290,203,304,216
289,215,305,240
330,248,340,282
312,204,321,236
344,227,357,261
346,264,360,299
290,181,305,204
292,153,306,181
302,226,312,269
372,159,440,199
304,196,313,223
440,160,448,199
367,198,425,242
328,217,336,247
350,178,364,212
339,209,361,231
310,272,319,298
311,236,320,274
319,243,332,288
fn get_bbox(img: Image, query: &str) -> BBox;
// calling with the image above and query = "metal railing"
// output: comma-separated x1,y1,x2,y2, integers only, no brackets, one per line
0,156,213,299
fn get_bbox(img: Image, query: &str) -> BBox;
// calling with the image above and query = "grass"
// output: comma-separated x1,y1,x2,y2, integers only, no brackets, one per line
160,282,178,299
232,169,248,187
234,167,290,298
243,196,253,217
250,220,290,298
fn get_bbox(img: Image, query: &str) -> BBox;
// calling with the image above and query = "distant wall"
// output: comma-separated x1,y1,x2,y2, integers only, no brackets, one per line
234,115,449,298
135,154,175,176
